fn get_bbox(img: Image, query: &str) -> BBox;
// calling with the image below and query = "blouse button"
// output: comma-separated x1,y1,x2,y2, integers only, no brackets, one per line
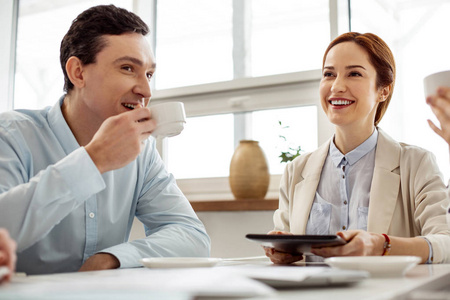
89,212,95,219
344,201,348,205
342,226,346,230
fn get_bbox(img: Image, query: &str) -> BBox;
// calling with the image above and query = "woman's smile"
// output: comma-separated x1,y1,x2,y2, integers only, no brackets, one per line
329,98,355,108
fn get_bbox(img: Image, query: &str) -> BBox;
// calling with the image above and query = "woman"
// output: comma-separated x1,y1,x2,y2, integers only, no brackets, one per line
266,32,450,264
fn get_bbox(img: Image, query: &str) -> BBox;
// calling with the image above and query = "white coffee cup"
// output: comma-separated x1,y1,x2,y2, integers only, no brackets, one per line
447,203,450,230
149,101,186,138
423,70,450,98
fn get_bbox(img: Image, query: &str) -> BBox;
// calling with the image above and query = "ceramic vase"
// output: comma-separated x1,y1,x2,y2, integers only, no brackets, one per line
229,140,270,200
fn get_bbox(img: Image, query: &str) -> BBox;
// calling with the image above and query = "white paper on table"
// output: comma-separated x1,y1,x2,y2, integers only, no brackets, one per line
0,267,275,299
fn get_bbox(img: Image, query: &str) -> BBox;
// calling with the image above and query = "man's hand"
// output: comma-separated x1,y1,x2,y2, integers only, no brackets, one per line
0,228,17,283
85,106,157,174
78,253,120,272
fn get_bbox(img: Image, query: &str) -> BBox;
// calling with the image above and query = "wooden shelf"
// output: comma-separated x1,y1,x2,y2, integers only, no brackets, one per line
190,198,278,212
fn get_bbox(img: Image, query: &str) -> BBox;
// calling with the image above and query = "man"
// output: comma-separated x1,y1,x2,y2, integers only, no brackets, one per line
0,5,210,275
0,229,16,283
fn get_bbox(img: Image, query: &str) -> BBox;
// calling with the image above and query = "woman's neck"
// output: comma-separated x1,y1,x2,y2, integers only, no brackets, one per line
334,125,375,155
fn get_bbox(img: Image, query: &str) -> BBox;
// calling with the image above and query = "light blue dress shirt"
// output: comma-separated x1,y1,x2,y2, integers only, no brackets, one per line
306,129,378,235
0,97,210,275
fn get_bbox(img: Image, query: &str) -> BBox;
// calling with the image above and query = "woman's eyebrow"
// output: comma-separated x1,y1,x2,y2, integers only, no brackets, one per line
345,65,366,70
323,65,367,70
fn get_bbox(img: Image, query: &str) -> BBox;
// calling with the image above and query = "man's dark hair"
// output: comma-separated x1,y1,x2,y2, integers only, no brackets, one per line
60,5,149,92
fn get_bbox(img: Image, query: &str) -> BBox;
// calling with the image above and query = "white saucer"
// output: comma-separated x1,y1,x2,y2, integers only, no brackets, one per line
324,256,421,277
140,257,221,268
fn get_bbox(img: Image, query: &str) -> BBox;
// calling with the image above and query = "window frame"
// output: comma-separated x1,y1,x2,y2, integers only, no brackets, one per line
0,0,18,112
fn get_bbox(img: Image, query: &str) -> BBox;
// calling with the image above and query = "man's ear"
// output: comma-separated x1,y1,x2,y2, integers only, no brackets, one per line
65,56,85,88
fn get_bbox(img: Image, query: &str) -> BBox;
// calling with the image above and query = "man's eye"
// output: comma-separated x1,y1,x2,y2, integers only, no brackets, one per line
146,73,153,80
122,66,133,72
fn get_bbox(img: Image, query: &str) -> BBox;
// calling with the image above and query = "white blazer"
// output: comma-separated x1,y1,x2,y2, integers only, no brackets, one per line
273,128,450,263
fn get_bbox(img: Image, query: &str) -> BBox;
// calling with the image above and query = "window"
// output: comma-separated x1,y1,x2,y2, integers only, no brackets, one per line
167,106,318,180
153,0,334,200
350,0,450,181
167,114,234,179
155,70,327,200
252,106,318,175
155,0,233,90
154,0,331,89
13,0,133,110
7,0,449,201
251,0,330,77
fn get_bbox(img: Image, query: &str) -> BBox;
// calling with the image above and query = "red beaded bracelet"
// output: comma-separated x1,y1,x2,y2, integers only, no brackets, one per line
382,233,391,256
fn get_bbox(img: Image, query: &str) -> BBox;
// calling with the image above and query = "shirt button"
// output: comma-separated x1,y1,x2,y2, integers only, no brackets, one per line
344,201,348,205
89,212,95,218
342,226,346,230
342,175,345,179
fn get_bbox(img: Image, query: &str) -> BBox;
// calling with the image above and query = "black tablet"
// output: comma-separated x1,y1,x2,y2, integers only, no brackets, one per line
246,234,346,255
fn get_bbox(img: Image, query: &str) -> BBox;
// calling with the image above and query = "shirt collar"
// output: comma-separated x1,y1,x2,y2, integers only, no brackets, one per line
329,128,378,167
47,95,81,154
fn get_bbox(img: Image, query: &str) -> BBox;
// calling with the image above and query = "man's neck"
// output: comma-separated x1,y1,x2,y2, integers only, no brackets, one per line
61,94,100,147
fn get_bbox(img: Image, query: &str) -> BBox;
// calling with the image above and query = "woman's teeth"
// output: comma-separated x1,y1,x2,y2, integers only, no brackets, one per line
330,100,353,106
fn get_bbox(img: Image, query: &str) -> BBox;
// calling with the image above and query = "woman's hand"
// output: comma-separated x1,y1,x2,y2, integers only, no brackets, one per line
263,230,303,264
426,86,450,146
311,230,385,258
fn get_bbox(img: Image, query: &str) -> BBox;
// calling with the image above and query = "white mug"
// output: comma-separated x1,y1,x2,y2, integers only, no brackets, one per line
149,101,186,138
447,203,450,230
423,70,450,98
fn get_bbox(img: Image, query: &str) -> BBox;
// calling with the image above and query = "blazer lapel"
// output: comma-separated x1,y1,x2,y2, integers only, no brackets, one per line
367,128,401,234
291,139,330,234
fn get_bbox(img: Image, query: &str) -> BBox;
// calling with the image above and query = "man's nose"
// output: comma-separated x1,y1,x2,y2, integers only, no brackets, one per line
134,76,152,103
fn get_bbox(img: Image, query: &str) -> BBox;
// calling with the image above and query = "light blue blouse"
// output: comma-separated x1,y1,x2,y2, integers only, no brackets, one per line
0,97,210,275
306,129,378,235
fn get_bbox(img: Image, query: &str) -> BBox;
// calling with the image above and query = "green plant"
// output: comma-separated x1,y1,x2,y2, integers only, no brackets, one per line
278,121,302,163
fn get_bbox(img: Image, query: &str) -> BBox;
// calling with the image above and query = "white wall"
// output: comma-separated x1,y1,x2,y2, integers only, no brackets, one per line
129,210,275,258
196,211,275,258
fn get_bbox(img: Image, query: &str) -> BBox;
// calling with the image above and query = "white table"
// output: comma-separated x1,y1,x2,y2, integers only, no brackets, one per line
1,261,450,300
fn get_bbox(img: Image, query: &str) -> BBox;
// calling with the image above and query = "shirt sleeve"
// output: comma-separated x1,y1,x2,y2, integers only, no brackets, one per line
100,141,211,268
0,128,105,251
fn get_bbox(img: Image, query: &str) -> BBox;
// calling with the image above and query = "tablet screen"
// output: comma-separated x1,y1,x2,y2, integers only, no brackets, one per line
246,234,346,255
